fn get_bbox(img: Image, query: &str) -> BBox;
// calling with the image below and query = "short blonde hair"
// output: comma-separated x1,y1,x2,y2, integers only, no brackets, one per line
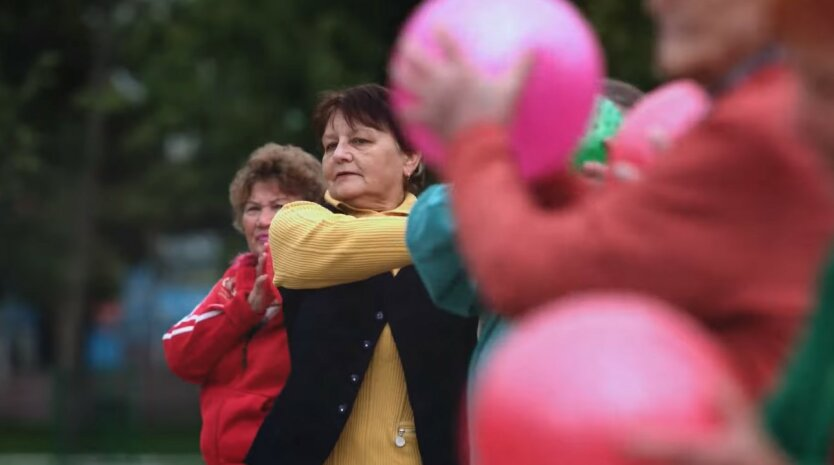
229,143,325,231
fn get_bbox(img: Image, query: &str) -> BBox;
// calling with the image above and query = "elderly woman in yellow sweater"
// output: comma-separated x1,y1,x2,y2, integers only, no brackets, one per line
245,83,477,465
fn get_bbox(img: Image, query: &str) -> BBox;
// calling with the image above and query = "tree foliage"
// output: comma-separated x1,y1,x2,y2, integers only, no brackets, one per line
0,0,655,365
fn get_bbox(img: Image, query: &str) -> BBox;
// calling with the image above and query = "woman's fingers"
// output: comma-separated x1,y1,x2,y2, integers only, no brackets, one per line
248,274,268,314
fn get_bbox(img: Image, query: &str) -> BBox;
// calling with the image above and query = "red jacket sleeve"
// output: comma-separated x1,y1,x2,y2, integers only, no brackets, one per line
446,116,832,320
162,254,268,384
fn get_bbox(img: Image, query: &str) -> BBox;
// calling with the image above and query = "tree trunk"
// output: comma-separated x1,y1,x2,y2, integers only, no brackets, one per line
54,6,111,454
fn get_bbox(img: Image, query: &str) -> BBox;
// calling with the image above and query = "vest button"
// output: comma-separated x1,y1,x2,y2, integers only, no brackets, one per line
362,340,372,349
350,374,360,384
338,404,348,414
375,311,384,320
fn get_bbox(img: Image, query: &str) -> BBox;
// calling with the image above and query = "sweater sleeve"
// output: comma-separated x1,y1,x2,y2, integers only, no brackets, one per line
445,122,768,317
406,184,479,318
162,260,265,384
269,201,412,290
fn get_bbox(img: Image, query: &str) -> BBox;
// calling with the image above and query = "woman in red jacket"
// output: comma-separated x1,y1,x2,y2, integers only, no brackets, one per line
391,0,834,399
163,143,325,465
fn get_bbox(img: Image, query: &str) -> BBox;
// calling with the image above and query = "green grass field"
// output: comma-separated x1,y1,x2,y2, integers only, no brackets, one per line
0,426,200,455
0,454,203,465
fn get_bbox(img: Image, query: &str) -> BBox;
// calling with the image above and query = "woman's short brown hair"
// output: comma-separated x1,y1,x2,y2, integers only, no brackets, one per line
312,83,426,195
229,143,325,231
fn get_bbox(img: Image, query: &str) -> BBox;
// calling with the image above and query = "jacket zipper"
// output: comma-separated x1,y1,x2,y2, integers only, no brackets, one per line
241,321,266,370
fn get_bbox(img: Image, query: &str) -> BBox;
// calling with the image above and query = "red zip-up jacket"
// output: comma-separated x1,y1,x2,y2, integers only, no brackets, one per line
163,250,290,465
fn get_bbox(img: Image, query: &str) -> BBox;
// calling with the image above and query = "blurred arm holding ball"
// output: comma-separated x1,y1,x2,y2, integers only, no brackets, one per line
761,0,834,464
632,0,834,461
391,0,834,399
629,247,834,465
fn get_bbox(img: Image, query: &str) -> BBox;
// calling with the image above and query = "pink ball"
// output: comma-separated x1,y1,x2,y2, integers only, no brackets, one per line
390,0,603,181
472,293,733,465
609,80,711,169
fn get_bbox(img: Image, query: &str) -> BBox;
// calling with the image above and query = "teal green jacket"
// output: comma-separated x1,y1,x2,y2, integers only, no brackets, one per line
765,246,834,465
405,184,510,387
405,98,623,390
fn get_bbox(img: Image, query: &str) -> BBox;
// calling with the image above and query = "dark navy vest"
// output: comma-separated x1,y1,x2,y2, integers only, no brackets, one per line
246,266,477,465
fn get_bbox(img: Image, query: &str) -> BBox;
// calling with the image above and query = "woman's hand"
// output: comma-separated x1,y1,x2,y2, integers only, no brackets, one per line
626,383,790,465
247,252,270,315
390,30,534,143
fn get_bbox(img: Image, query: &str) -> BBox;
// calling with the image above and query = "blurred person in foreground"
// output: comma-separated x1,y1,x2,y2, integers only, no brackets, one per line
391,0,834,402
621,1,834,464
163,144,325,465
246,84,477,465
762,2,834,463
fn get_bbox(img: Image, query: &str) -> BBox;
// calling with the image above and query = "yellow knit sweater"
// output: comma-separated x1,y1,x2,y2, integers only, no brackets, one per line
269,192,422,465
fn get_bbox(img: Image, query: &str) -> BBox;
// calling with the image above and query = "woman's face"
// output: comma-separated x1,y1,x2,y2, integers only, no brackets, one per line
645,0,773,83
321,111,421,211
242,179,302,255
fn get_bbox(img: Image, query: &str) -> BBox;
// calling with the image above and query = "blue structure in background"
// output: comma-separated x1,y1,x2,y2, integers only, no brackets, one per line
87,324,125,372
119,232,222,368
0,296,41,377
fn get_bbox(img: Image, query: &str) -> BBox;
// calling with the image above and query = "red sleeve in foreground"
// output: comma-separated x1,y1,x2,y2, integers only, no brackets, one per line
444,121,782,319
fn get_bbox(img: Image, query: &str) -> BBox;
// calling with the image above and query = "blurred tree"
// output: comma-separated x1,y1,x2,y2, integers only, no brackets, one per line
0,0,102,451
0,0,657,368
103,0,655,242
106,0,424,239
0,0,655,448
576,0,658,90
0,1,90,313
0,0,657,311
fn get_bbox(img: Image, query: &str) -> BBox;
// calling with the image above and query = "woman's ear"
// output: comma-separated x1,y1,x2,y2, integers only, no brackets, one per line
403,151,423,177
